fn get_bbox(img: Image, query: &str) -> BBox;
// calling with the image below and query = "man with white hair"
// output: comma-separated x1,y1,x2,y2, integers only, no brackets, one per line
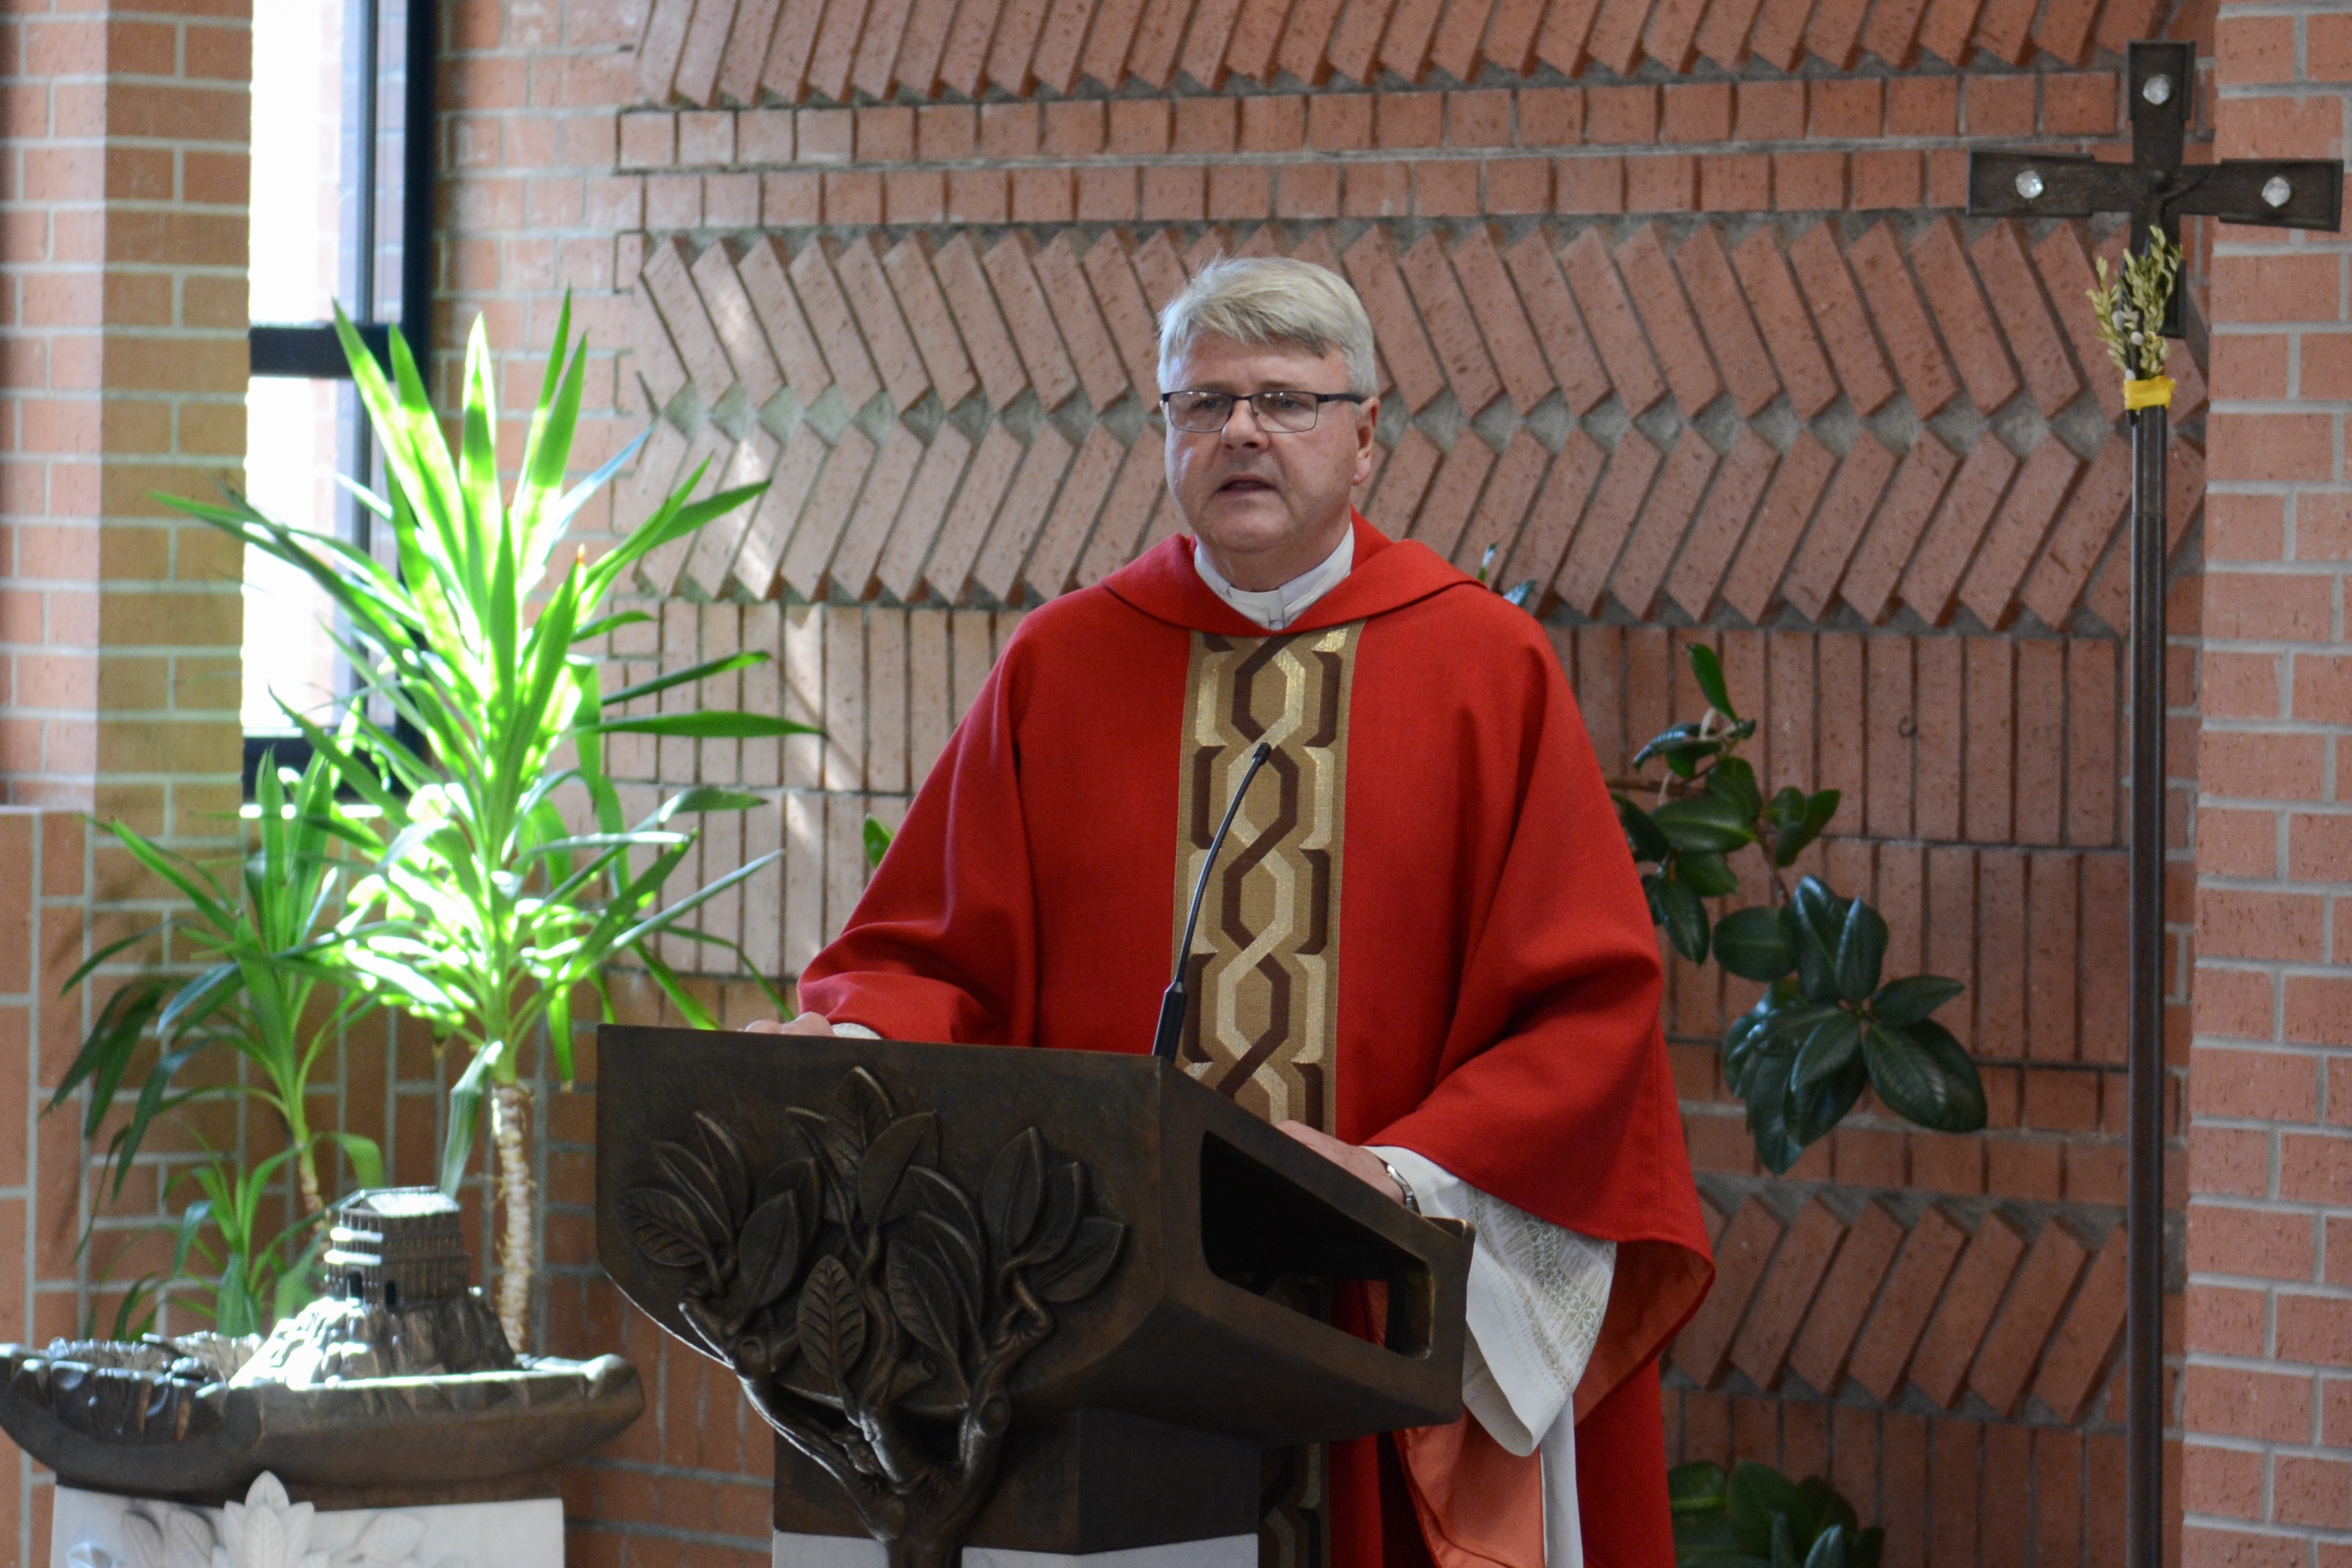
766,257,1711,1568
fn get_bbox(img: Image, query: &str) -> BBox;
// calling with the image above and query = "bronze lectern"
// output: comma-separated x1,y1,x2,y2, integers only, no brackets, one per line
596,1028,1473,1568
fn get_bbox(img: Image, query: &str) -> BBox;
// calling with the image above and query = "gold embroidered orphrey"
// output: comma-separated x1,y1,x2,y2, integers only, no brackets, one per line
1171,622,1362,1568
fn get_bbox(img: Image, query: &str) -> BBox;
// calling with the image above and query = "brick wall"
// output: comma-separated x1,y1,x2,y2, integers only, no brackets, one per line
415,2,2237,1565
0,5,259,1562
2180,8,2352,1568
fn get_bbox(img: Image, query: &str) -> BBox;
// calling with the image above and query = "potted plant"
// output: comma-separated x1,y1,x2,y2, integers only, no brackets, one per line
160,299,809,1348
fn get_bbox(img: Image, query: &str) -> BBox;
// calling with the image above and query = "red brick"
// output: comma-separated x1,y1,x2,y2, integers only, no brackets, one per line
1397,232,1503,415
1406,432,1498,565
2191,1048,2324,1123
788,239,884,409
1694,0,1768,68
1700,152,1771,209
2186,1364,2315,1444
930,232,1026,409
1971,1220,2090,1416
1611,430,1719,615
1787,220,1897,415
1558,230,1668,414
1625,154,1698,213
1806,0,1873,66
1909,1213,2029,1407
1667,428,1777,620
835,235,932,411
1616,225,1721,414
982,233,1080,411
1673,225,1777,419
1720,430,1837,623
1960,438,2079,630
1554,154,1625,213
1506,232,1611,414
1451,229,1552,413
1557,430,1664,614
1502,431,1606,598
1671,1197,1784,1387
1661,84,1733,142
1343,229,1447,413
1787,1201,1905,1395
2214,252,2346,326
1782,428,1898,622
1586,85,1658,142
1900,435,2017,626
1848,1204,1968,1403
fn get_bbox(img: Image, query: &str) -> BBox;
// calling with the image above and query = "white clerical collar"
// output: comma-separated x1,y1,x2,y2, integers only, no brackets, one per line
1191,528,1354,631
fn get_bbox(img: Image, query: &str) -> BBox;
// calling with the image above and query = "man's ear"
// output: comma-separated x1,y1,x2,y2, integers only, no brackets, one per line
1351,394,1380,489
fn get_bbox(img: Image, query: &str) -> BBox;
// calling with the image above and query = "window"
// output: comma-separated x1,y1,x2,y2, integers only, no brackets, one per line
241,0,433,788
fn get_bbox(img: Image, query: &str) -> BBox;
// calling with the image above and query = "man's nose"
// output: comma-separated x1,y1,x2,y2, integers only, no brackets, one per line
1220,399,1272,446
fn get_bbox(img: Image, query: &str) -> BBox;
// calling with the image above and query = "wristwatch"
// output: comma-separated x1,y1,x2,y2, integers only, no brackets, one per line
1376,1156,1422,1216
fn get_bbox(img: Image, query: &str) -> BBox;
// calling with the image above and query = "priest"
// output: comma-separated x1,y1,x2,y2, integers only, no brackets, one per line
754,257,1713,1568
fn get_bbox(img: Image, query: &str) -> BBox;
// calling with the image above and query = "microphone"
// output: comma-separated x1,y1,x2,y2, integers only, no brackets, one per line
1151,740,1275,1062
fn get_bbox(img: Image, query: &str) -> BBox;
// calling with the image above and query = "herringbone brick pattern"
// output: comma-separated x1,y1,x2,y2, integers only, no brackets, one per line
634,0,2173,104
1670,1191,2128,1423
616,218,2202,633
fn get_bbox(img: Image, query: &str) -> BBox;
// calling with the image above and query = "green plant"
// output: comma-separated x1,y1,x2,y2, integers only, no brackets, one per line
166,1142,325,1337
1614,645,1986,1172
2088,230,2182,384
162,299,808,1348
54,748,384,1222
1670,1460,1883,1568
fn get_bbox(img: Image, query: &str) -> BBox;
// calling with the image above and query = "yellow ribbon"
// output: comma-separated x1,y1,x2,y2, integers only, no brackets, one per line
2123,375,2175,411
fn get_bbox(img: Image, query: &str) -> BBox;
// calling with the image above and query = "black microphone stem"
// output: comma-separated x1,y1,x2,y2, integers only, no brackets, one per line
1152,739,1274,1062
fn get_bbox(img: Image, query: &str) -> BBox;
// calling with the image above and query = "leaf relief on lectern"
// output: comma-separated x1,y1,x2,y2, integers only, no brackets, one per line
619,1067,1126,1568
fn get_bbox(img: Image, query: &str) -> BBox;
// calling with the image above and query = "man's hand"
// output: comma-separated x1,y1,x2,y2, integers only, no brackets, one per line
1276,1120,1409,1205
744,1012,838,1037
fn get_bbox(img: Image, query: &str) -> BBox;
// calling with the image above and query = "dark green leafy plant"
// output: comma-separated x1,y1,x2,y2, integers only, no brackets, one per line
1671,1461,1883,1568
1615,645,1986,1172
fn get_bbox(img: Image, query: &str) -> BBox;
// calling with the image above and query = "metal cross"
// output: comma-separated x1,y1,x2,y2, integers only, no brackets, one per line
1967,42,2341,1568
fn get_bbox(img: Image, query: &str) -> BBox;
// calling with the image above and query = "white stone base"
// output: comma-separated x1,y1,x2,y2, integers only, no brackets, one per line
774,1529,1258,1568
53,1475,565,1568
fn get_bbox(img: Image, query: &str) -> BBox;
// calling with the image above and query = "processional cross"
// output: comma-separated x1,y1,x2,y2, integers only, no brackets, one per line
1968,42,2340,1568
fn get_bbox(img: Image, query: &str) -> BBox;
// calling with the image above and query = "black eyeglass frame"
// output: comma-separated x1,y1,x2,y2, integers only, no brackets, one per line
1159,389,1369,434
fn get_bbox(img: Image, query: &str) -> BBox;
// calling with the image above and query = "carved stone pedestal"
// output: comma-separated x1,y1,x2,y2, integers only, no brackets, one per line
51,1473,564,1568
773,1530,1257,1568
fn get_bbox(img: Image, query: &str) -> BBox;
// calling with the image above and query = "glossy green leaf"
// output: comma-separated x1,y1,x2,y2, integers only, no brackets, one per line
1704,756,1762,824
1870,974,1964,1028
1714,907,1795,983
1741,1045,1808,1176
1781,902,1839,1005
1775,789,1842,867
864,815,894,871
1675,851,1740,897
584,712,821,740
1652,795,1758,854
1790,1010,1863,1098
1689,643,1737,720
1616,795,1673,863
1657,875,1711,964
1861,1020,1988,1134
1832,897,1889,1002
1787,1051,1868,1148
1727,1462,1804,1557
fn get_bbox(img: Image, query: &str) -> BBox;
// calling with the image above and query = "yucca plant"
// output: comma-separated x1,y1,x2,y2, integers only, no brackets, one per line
55,747,384,1223
161,299,808,1348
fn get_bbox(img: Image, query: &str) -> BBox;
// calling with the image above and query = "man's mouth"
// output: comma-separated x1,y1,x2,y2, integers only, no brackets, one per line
1217,475,1275,495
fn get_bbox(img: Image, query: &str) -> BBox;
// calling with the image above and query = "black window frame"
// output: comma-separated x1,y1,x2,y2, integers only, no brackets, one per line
243,0,435,796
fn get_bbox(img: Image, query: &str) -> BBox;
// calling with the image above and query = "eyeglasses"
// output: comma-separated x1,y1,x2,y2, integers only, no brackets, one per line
1159,389,1366,434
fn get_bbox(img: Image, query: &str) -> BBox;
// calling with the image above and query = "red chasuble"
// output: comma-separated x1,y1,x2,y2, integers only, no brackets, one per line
801,513,1713,1568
